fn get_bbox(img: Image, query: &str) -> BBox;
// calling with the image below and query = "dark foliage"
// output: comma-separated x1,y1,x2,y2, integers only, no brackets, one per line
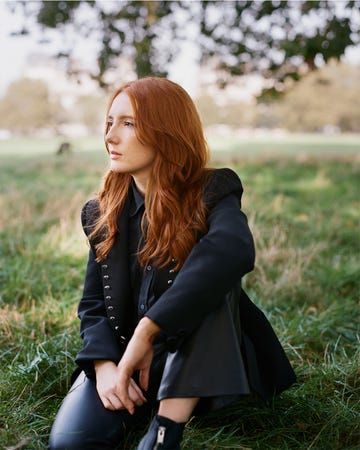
10,1,360,95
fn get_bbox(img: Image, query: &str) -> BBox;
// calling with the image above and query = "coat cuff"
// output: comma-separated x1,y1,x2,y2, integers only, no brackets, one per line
75,325,124,375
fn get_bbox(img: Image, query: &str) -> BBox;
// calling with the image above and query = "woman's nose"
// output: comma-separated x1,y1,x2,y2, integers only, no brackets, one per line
106,127,119,145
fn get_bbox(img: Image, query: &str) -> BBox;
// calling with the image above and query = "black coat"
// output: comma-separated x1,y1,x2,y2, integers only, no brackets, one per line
75,168,296,398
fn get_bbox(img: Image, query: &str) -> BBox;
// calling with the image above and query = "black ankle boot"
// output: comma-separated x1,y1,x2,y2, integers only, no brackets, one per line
136,415,185,450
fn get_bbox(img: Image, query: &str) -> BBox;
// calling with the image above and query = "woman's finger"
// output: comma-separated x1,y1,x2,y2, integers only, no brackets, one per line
139,367,150,392
100,393,126,411
129,379,147,403
107,393,125,410
117,369,135,414
99,395,115,411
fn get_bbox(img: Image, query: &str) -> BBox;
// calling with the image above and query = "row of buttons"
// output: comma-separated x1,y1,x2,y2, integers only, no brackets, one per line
101,263,122,335
168,265,176,285
137,261,176,315
101,259,176,339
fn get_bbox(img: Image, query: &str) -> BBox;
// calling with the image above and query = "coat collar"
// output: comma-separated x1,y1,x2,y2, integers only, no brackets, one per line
129,180,145,218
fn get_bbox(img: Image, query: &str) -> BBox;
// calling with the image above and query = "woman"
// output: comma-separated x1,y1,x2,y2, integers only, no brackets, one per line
49,77,296,450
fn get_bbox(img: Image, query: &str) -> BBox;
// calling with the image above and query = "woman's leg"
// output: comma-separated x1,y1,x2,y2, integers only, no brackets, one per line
136,398,199,450
48,372,153,450
135,294,250,449
158,397,199,422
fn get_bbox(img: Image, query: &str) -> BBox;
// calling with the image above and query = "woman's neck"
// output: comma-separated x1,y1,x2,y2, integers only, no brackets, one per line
132,176,147,197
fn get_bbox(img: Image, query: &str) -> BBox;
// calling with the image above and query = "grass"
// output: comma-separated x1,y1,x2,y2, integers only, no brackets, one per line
0,134,359,449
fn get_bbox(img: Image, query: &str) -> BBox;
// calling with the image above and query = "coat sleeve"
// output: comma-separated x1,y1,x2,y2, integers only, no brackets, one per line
145,189,255,348
75,202,123,375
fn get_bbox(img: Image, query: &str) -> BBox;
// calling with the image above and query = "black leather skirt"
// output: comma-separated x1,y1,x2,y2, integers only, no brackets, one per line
152,285,296,415
157,288,250,413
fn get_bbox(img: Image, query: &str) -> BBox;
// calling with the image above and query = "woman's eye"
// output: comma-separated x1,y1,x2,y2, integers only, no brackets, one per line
123,120,134,127
106,121,113,131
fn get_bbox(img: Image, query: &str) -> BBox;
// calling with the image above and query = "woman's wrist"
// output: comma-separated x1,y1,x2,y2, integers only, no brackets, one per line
94,359,116,372
134,317,161,343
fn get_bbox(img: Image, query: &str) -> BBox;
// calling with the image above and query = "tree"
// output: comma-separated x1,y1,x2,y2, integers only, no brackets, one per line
274,62,360,131
0,78,64,134
10,1,360,94
11,1,179,86
198,0,360,96
75,94,107,133
195,93,257,128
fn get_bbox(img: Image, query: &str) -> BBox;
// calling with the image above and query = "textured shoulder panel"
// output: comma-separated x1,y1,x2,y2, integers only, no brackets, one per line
81,199,100,237
204,168,243,209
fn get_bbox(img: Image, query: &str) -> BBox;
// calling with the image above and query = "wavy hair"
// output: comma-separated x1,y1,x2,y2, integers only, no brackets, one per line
90,77,210,269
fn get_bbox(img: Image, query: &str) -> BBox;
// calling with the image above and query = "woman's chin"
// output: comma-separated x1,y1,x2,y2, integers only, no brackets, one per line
109,162,126,173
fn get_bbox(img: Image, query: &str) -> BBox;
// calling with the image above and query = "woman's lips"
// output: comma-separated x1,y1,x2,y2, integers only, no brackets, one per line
110,151,122,159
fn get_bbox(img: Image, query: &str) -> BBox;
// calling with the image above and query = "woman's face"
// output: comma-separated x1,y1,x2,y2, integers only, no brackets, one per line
105,92,155,193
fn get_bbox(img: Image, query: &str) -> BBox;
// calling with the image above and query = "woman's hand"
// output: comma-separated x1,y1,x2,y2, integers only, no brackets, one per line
116,317,161,414
94,360,147,411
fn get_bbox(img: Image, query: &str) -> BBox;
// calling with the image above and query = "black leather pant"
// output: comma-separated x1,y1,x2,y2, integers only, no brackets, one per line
48,371,158,450
49,294,253,449
48,342,169,449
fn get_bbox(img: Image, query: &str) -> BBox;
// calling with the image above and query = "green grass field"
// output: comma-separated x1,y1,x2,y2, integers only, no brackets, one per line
0,135,359,449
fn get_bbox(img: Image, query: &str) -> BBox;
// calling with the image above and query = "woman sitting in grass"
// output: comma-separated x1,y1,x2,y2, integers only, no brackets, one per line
48,77,296,450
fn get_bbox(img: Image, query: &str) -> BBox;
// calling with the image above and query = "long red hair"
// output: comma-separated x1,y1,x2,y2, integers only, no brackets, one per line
90,77,209,269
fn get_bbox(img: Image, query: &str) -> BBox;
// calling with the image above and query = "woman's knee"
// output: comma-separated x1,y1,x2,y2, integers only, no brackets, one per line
48,371,158,449
48,373,121,449
48,417,122,450
48,431,89,450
